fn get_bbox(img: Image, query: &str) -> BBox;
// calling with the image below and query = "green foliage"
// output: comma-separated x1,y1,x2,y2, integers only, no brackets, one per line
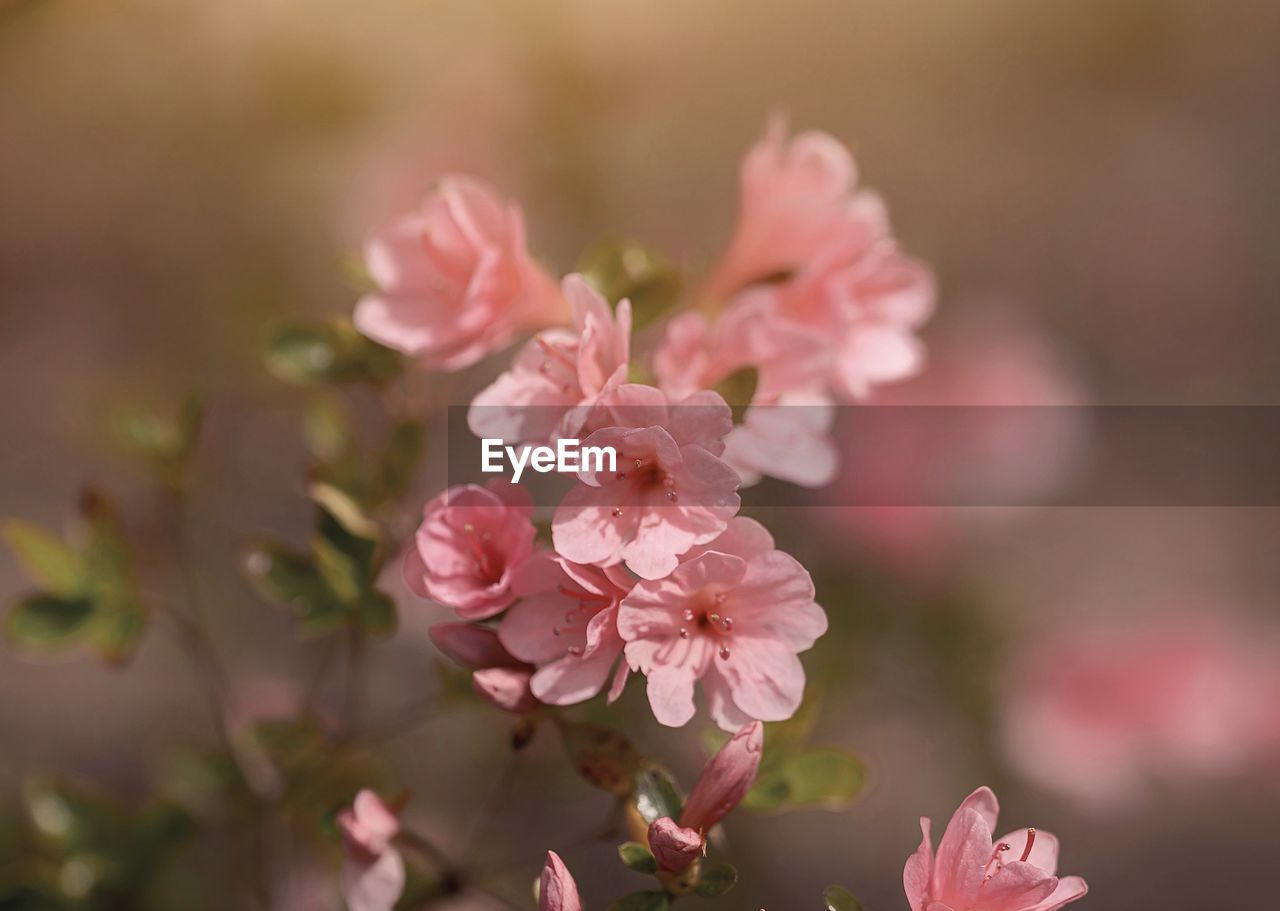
632,765,683,825
2,493,147,664
713,366,759,424
115,391,204,483
823,885,865,911
242,506,395,637
265,317,402,386
579,240,683,331
609,890,670,911
694,862,738,898
560,720,643,796
618,841,658,874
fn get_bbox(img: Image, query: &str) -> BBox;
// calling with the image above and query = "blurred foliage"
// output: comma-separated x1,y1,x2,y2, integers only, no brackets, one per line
265,317,403,386
823,884,865,911
618,841,658,874
113,392,204,488
712,367,758,423
579,240,683,332
2,492,147,664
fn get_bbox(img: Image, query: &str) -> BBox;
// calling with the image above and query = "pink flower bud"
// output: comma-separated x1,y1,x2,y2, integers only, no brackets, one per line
647,816,703,871
429,622,523,670
337,789,400,858
472,667,536,714
539,851,583,911
679,720,763,832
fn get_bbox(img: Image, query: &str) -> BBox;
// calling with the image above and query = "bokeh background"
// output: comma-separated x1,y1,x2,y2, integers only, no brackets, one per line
3,1,1279,909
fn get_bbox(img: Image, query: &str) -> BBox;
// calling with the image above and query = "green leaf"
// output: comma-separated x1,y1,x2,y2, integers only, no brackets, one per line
378,420,424,500
1,519,82,594
6,594,95,648
744,748,864,811
609,891,669,911
712,367,758,424
560,721,642,796
694,862,738,898
78,492,146,663
822,885,864,911
579,241,682,331
632,765,683,825
265,319,402,386
303,396,354,462
116,392,204,471
758,686,823,774
357,591,396,637
242,542,346,635
617,841,658,874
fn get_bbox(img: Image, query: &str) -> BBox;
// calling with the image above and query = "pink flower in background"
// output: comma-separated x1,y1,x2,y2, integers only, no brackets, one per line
499,552,634,705
539,852,583,911
903,787,1087,911
551,385,741,580
648,720,764,870
404,481,535,619
337,790,405,911
704,118,883,299
1001,614,1280,807
429,622,537,714
354,175,564,371
469,274,632,444
617,518,826,729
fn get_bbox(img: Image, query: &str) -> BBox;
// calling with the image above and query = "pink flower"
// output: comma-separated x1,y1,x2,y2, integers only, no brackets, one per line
429,622,536,714
354,175,564,371
404,481,535,619
647,720,764,870
337,790,405,911
551,385,741,581
903,787,1087,911
704,117,883,300
498,552,635,705
539,851,583,911
617,518,826,729
469,274,631,444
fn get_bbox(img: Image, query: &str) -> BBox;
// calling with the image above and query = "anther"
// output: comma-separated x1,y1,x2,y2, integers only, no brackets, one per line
718,646,731,660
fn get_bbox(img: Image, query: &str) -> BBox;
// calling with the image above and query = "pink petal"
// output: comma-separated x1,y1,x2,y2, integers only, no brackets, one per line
429,623,521,670
539,851,583,911
341,848,405,911
472,667,536,714
975,862,1058,911
995,828,1060,877
932,806,995,910
647,817,704,871
712,636,806,723
679,721,764,832
1029,875,1089,911
903,817,934,911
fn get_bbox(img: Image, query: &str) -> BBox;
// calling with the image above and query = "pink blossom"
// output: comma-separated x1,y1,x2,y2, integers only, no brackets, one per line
647,720,764,871
404,481,535,619
337,790,405,911
1002,614,1280,807
903,787,1087,911
646,817,703,871
704,117,883,300
551,385,741,581
429,622,536,714
498,552,634,705
469,274,631,444
617,518,825,729
354,175,564,371
539,851,583,911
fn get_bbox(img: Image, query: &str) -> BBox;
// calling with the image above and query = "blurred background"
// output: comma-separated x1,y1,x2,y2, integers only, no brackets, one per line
2,1,1279,908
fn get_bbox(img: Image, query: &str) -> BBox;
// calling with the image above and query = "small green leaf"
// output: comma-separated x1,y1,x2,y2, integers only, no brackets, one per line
560,721,642,796
242,542,345,634
357,591,396,637
618,841,658,874
116,392,204,471
303,396,353,462
265,319,402,386
6,594,95,648
632,765,683,825
822,885,864,911
780,749,865,806
609,891,669,911
694,862,738,898
712,367,758,424
1,519,81,594
579,241,683,331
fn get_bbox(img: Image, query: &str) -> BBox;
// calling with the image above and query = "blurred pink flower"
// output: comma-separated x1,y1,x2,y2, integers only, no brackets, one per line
1002,614,1280,806
354,175,564,371
647,720,764,870
470,274,632,444
498,552,635,705
704,118,882,300
551,385,740,580
429,622,536,714
540,851,583,911
338,790,405,911
404,481,536,619
617,518,825,729
903,787,1087,911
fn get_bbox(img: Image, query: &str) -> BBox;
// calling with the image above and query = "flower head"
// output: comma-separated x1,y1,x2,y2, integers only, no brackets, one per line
337,790,405,911
404,481,536,619
498,552,635,705
539,851,583,911
903,787,1087,911
617,518,825,729
354,175,563,371
551,385,741,580
470,274,631,444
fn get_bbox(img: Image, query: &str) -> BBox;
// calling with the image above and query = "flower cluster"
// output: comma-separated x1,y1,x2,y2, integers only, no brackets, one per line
366,120,929,732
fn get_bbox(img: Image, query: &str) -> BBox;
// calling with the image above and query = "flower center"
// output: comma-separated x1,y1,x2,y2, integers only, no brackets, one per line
550,583,614,656
460,523,501,584
614,457,679,504
677,591,734,660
